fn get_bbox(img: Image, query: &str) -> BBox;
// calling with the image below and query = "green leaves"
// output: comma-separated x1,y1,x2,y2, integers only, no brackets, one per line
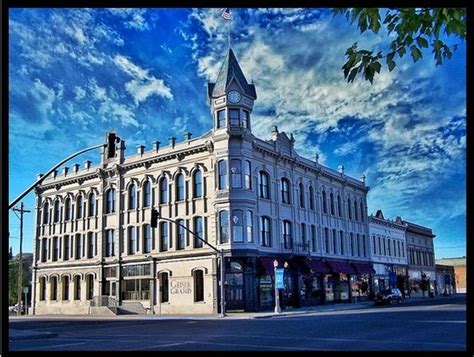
333,7,466,83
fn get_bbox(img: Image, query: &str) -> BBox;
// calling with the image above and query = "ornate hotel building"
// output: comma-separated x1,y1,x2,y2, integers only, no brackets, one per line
31,48,373,315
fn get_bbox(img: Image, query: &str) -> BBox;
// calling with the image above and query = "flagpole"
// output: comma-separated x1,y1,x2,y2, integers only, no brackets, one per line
228,10,231,49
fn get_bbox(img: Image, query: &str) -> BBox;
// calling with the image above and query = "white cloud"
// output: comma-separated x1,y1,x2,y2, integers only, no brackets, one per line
113,54,173,104
107,9,150,31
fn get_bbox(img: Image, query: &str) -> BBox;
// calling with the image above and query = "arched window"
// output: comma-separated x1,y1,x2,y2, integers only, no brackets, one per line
322,190,327,213
231,210,243,242
330,193,335,215
159,272,169,303
105,189,115,214
193,170,202,198
128,227,136,255
260,216,271,247
39,277,46,301
347,198,352,219
194,217,204,248
244,160,251,189
324,227,329,253
50,276,58,301
43,202,50,224
360,202,364,222
309,186,314,210
246,210,253,242
129,184,137,209
77,195,83,219
176,174,185,201
193,270,204,302
86,275,94,300
74,275,81,300
88,193,96,216
218,160,228,189
176,219,185,250
219,210,229,243
143,181,151,207
282,220,292,249
302,223,307,249
354,200,358,221
231,159,242,188
259,171,270,199
62,276,70,300
143,224,151,253
65,197,72,220
299,183,305,208
160,177,168,204
53,200,60,222
337,195,342,217
281,178,290,204
160,222,169,252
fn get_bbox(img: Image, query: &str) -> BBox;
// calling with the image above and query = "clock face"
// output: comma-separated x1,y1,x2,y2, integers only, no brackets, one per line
227,90,241,104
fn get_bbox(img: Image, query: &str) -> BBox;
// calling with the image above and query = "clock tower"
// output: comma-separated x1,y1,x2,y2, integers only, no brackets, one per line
208,48,257,133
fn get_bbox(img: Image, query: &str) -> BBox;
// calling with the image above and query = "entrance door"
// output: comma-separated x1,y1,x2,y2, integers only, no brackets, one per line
226,262,245,310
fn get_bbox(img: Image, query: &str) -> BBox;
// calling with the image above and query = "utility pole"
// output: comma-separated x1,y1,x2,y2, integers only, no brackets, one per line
13,202,31,316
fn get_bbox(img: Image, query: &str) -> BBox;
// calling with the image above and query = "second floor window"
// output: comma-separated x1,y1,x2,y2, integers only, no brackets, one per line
77,196,83,218
281,178,290,204
160,177,168,204
65,198,72,220
160,222,168,251
347,198,352,219
177,219,185,250
309,186,314,210
105,230,114,257
194,217,204,248
128,227,136,255
299,183,305,208
246,210,253,242
324,228,329,254
244,160,251,189
143,181,151,207
322,190,327,213
354,200,359,221
337,195,342,217
43,202,50,224
176,174,185,201
54,200,60,222
88,193,96,216
219,210,229,243
259,171,270,199
129,182,138,209
232,210,243,242
105,189,115,214
143,224,151,253
231,159,242,188
330,193,335,215
193,170,202,198
218,160,228,189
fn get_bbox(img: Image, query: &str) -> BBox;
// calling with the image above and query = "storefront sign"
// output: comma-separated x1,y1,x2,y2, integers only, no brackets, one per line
170,280,192,294
275,268,285,289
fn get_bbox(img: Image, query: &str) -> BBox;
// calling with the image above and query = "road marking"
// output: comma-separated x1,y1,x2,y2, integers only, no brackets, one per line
128,342,191,350
413,320,466,324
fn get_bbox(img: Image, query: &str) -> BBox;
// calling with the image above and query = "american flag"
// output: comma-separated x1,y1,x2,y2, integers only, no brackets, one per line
220,8,231,20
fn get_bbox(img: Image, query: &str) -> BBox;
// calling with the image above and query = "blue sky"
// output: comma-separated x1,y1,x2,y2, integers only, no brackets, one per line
8,8,466,259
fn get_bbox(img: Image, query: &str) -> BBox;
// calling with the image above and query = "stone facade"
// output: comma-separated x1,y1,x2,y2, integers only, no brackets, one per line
435,257,466,294
31,48,373,315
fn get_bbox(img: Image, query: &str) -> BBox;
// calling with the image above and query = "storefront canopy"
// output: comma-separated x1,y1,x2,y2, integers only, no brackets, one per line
258,257,287,276
326,260,356,274
307,258,330,274
351,262,375,275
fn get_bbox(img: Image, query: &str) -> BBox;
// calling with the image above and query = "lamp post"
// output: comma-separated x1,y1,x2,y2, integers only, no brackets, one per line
273,260,281,313
151,210,226,317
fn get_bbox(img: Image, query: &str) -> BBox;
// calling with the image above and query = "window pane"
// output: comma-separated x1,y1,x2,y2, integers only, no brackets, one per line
244,161,251,189
231,159,242,188
219,210,229,243
160,178,168,203
143,182,151,207
194,171,202,198
229,109,240,127
246,210,253,242
218,160,228,189
194,217,204,248
176,175,184,201
217,109,226,128
232,210,243,242
160,222,168,251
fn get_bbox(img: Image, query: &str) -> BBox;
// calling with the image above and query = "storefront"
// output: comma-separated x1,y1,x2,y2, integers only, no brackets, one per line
350,261,374,301
324,260,354,303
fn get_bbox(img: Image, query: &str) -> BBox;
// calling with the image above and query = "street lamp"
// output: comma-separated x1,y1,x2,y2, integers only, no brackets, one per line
151,209,226,317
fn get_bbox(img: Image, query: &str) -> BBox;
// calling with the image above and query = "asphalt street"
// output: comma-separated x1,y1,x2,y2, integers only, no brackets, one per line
8,295,466,351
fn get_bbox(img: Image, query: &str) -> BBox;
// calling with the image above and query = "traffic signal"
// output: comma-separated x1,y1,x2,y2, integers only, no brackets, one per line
106,132,121,159
151,209,159,228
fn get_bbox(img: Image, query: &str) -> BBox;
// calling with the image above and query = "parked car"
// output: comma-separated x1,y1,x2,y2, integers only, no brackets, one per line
374,288,403,305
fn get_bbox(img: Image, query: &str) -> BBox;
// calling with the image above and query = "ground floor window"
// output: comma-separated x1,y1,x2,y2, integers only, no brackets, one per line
86,275,94,300
39,277,46,301
62,276,70,300
324,275,334,302
193,270,204,302
299,274,323,304
160,272,169,303
50,276,58,301
258,275,273,307
351,275,370,299
121,279,150,300
74,276,81,300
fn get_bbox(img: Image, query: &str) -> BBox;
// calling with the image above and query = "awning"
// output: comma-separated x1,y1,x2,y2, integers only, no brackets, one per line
258,257,286,276
307,259,330,274
352,261,375,275
326,260,356,274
